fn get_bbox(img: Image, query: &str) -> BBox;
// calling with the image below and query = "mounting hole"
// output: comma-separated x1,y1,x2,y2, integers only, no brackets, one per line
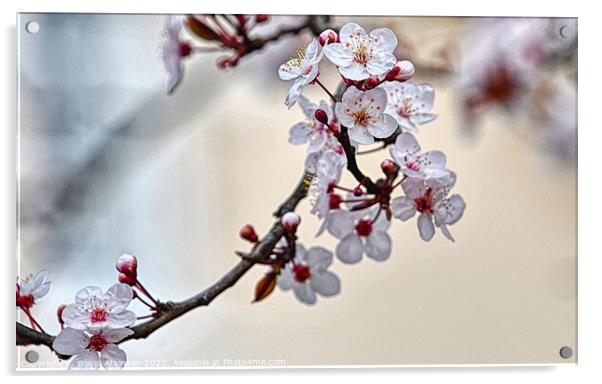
559,24,573,39
559,346,573,359
25,21,40,34
25,350,39,363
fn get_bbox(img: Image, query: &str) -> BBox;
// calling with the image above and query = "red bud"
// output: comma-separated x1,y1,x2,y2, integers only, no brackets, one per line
116,254,138,277
281,212,301,233
319,29,339,46
314,109,329,125
118,272,137,286
386,60,415,82
353,186,363,196
240,224,259,243
381,159,397,176
364,76,381,90
255,14,269,23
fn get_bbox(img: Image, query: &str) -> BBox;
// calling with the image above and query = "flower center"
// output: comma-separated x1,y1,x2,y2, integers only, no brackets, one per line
292,264,311,283
415,187,434,213
405,161,422,172
328,193,343,210
351,109,371,126
353,45,370,65
90,308,109,323
355,219,373,237
16,294,35,309
88,333,108,352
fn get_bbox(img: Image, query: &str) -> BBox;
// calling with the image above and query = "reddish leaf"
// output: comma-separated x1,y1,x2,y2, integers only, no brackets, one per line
185,16,220,41
253,272,277,303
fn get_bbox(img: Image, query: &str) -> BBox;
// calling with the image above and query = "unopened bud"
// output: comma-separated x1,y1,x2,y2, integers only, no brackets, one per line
57,304,66,326
255,14,269,23
314,109,329,125
329,193,343,210
364,76,381,90
353,186,363,196
118,272,137,286
381,159,397,176
386,60,415,82
281,212,301,233
327,181,337,193
319,29,339,46
240,224,259,243
116,254,138,276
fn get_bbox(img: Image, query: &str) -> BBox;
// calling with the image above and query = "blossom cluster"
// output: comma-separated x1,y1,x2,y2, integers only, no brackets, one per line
17,254,161,370
244,22,466,305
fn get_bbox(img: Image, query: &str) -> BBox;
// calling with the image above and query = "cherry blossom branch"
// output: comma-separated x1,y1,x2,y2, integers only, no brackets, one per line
16,171,314,352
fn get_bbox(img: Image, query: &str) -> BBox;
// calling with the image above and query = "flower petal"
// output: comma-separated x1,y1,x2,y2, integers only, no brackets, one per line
339,62,370,81
349,125,375,145
368,113,397,139
75,286,104,305
277,267,294,291
61,304,89,330
323,43,353,67
417,213,435,241
103,328,135,343
285,78,306,109
100,344,127,370
68,350,100,370
366,231,392,261
106,310,136,329
31,281,51,300
105,283,133,313
335,234,364,264
288,122,312,145
370,27,398,52
306,246,333,271
366,52,396,76
390,196,416,221
293,284,317,305
310,271,341,297
327,210,355,238
53,328,88,356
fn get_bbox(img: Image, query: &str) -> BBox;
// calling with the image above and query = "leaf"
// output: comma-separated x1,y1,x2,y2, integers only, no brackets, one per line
253,272,277,303
185,16,220,41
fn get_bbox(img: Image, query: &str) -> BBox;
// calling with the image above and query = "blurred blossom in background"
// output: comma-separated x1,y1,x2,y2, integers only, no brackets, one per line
18,14,576,367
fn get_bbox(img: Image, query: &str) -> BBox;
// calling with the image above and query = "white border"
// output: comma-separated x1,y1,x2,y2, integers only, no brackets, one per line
3,0,600,382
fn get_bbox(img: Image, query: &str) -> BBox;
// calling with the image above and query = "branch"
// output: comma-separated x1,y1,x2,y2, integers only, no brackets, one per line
16,170,314,353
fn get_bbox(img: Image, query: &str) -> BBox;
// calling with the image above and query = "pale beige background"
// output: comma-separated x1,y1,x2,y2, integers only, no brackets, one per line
17,15,576,367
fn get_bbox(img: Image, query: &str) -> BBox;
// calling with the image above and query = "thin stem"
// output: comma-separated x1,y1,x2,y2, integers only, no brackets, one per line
314,78,337,103
356,144,386,155
135,281,159,307
134,291,157,310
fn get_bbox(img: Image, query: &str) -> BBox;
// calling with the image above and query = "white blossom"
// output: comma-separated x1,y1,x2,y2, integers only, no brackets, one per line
327,207,392,264
53,327,133,370
289,96,341,154
390,175,465,242
323,23,397,81
277,244,341,305
61,284,136,331
389,132,450,180
16,270,51,305
335,86,397,145
380,81,437,132
162,16,192,94
278,39,323,108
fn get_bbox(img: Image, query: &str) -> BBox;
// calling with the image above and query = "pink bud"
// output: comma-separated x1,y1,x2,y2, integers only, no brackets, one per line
353,186,363,196
255,14,269,23
386,60,415,82
240,224,259,243
381,159,397,176
281,212,301,233
319,29,339,46
116,253,137,275
314,109,329,125
119,272,137,286
364,76,381,90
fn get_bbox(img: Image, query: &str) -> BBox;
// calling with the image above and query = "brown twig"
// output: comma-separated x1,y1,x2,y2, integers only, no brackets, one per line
16,171,314,353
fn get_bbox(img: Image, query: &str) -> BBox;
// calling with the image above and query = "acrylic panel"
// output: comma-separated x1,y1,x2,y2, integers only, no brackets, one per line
16,13,577,370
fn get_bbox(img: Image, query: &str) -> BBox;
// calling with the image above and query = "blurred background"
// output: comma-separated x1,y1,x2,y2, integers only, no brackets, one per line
17,14,577,367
